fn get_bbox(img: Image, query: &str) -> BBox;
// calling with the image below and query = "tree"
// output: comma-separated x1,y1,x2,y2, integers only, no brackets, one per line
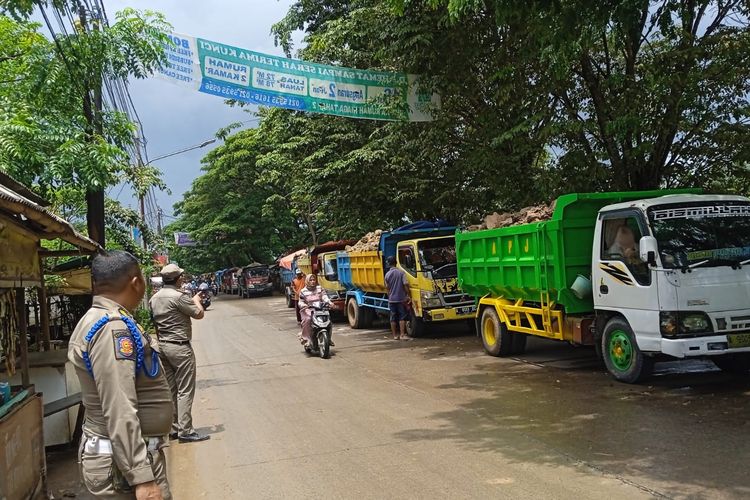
0,7,171,245
167,127,304,272
399,0,750,190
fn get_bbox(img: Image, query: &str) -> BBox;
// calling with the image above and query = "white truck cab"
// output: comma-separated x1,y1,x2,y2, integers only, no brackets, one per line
592,194,750,382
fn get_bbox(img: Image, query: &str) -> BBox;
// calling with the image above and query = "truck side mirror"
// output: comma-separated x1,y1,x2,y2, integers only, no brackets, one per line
639,236,658,267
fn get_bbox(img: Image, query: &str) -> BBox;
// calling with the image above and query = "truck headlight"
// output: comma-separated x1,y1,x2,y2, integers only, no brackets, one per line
421,291,442,309
660,311,713,338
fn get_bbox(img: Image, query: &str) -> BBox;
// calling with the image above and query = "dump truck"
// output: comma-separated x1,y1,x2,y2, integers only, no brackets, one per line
221,267,240,295
238,263,273,298
296,240,355,315
456,190,750,383
338,222,476,336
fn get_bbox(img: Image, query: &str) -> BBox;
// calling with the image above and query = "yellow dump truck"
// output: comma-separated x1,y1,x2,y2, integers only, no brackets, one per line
337,222,476,336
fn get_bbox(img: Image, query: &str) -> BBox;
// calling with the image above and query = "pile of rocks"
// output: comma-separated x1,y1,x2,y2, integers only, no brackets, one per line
346,229,383,252
467,202,555,231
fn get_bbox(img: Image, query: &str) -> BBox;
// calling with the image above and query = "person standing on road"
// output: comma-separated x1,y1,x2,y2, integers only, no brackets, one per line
292,268,306,324
385,256,412,340
68,250,173,499
149,264,209,443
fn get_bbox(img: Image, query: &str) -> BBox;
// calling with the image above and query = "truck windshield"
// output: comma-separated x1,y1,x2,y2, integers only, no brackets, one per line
648,201,750,269
418,238,457,278
247,267,269,277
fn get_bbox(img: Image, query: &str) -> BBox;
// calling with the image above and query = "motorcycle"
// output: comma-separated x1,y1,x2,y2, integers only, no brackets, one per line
199,291,211,310
211,283,218,297
197,284,211,310
303,302,332,359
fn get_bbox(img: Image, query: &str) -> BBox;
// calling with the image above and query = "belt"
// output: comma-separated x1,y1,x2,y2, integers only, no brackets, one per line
83,435,162,455
159,339,190,345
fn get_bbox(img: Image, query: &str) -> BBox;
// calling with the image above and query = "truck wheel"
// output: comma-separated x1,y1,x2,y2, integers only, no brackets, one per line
347,298,367,329
601,317,653,383
480,308,513,356
512,333,527,354
712,353,750,374
407,312,426,338
362,307,375,328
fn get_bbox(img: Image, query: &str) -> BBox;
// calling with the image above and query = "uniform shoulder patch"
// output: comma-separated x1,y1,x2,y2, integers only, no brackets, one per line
113,329,136,361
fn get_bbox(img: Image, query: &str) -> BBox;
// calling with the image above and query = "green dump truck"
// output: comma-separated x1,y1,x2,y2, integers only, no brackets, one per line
457,190,750,383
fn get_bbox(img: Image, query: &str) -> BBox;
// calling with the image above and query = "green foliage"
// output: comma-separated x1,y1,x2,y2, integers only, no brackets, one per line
400,0,750,190
174,0,750,272
166,126,304,272
0,7,171,249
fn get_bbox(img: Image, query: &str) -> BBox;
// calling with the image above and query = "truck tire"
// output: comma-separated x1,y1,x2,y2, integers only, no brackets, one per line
480,307,513,356
362,307,375,328
347,298,368,329
601,317,653,383
407,312,426,338
711,353,750,374
512,332,527,355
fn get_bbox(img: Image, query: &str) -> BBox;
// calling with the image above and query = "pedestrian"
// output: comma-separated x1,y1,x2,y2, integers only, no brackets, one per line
149,263,209,443
384,256,412,340
68,250,172,499
292,268,306,324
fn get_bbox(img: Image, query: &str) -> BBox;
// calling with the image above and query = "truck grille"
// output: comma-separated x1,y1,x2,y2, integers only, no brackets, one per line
443,293,474,306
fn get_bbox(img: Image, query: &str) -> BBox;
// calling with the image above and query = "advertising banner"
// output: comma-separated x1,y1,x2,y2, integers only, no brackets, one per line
157,33,438,122
174,232,197,247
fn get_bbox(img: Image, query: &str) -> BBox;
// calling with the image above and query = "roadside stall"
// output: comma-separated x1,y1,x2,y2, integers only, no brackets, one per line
0,172,99,500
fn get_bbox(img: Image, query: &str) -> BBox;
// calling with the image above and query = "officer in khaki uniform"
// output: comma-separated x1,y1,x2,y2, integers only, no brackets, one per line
68,250,172,499
150,263,209,443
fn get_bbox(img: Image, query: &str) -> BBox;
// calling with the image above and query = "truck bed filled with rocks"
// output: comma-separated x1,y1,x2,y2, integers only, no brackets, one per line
467,202,555,231
345,229,383,252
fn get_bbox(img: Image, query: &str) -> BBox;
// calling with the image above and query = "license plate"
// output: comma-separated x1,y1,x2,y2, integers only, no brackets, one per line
727,333,750,348
457,305,477,315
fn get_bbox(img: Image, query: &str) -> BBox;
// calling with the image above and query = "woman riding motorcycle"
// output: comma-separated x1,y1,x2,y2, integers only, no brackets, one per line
298,274,334,347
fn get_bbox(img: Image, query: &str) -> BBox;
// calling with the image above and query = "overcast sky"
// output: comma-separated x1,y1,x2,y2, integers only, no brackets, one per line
103,0,299,222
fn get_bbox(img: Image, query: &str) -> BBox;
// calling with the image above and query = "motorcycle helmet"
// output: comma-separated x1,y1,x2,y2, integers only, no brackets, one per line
198,283,209,291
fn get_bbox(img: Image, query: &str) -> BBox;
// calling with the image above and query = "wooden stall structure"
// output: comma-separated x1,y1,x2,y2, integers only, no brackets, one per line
0,172,100,499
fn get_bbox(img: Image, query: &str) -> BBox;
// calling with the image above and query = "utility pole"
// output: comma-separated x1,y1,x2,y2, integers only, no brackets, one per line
79,4,105,247
135,139,148,251
157,208,164,235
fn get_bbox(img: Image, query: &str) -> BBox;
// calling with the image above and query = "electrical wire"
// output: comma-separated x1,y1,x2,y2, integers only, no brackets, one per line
42,0,162,232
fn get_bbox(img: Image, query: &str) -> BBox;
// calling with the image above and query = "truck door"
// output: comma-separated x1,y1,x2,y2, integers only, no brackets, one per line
593,211,657,313
397,244,421,314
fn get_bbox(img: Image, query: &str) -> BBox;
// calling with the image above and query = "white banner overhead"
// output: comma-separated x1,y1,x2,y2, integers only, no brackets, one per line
156,33,439,122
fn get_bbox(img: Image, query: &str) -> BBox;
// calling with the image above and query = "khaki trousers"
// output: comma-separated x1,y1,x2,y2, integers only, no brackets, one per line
160,342,197,436
79,438,171,499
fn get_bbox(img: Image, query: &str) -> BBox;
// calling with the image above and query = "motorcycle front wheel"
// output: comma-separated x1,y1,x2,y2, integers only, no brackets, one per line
317,330,330,359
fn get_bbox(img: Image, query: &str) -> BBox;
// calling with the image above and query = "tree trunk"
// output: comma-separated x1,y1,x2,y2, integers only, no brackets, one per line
80,6,105,248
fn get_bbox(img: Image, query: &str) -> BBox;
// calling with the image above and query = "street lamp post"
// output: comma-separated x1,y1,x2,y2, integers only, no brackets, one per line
138,138,218,249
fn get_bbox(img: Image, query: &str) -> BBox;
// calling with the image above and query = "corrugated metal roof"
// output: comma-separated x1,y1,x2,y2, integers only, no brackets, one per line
0,177,99,252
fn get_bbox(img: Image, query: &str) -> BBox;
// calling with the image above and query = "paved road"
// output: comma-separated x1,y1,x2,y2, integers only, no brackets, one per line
165,294,750,499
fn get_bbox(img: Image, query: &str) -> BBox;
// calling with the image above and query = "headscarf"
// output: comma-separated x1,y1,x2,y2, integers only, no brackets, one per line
305,274,318,290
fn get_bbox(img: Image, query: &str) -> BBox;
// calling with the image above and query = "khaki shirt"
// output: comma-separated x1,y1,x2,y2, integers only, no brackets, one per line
149,285,202,342
68,296,172,485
